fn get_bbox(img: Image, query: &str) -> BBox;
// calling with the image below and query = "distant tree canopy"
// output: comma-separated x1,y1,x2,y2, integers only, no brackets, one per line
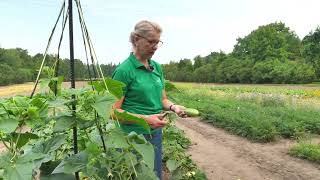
163,22,319,84
1,22,319,86
0,48,117,86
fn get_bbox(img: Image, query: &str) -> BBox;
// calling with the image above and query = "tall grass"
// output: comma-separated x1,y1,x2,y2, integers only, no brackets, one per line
169,87,320,142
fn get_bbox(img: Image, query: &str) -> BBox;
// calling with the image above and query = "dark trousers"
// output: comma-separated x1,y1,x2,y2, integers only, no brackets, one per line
144,129,163,180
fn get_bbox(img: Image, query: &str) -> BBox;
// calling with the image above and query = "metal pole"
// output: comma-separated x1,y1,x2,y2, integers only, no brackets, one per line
68,0,79,179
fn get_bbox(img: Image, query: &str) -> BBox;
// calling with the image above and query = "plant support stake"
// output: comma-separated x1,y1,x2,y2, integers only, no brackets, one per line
68,0,79,179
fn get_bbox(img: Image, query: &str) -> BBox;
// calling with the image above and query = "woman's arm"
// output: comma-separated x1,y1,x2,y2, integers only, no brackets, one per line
161,90,186,117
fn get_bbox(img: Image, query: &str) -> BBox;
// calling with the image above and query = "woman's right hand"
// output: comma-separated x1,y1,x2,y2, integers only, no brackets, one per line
144,114,167,129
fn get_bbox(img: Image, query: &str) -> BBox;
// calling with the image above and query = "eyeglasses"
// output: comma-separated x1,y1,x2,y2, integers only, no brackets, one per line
136,34,163,48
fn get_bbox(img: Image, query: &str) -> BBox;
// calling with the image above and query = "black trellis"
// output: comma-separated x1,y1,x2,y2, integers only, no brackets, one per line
29,1,107,179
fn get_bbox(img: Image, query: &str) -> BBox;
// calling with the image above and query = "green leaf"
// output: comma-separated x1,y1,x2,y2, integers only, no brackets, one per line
135,163,158,180
166,159,179,172
169,168,185,180
12,132,39,149
53,115,75,132
0,169,3,178
3,162,34,180
105,78,125,99
32,135,65,154
0,108,6,116
128,131,147,144
0,153,12,168
0,117,19,133
48,76,64,95
47,98,70,108
105,128,129,148
27,106,39,118
132,142,154,170
88,78,125,99
40,173,75,180
17,152,47,164
12,96,29,108
39,160,62,175
52,152,88,174
78,118,95,130
91,93,116,120
40,78,51,89
62,88,88,97
2,152,45,180
85,142,102,156
88,81,105,92
123,152,138,166
30,97,47,108
114,110,151,133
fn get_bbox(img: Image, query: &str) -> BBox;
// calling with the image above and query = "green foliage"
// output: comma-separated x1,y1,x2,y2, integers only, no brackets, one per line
289,142,320,164
89,77,125,99
301,26,320,78
169,85,320,142
162,112,207,180
114,110,151,133
0,78,159,180
233,22,301,62
162,22,318,84
90,92,117,120
0,48,117,86
0,64,16,85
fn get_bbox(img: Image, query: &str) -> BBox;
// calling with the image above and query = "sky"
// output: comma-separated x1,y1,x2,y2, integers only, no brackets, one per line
0,0,319,65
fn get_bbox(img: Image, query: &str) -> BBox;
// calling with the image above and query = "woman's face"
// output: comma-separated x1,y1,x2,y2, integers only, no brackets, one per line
135,30,161,59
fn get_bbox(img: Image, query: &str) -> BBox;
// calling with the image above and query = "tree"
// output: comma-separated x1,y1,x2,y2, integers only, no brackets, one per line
301,26,320,78
193,55,203,69
232,22,301,62
0,48,23,67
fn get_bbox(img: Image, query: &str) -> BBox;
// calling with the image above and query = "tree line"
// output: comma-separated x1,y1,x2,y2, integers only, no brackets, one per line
0,48,117,86
163,22,320,84
1,22,319,86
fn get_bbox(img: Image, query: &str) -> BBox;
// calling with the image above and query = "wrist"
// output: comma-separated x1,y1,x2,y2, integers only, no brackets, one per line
169,104,175,111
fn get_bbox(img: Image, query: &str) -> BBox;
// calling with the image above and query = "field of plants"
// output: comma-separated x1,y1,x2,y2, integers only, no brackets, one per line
168,83,320,164
0,79,206,180
1,80,320,179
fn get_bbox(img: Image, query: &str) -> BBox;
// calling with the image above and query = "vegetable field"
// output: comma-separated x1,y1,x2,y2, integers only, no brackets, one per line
0,80,206,180
168,82,320,179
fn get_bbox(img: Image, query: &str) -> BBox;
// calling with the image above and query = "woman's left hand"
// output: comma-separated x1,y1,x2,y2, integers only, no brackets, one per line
172,105,187,118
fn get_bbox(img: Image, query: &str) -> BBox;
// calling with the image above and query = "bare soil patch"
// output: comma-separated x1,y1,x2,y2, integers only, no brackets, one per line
176,118,320,180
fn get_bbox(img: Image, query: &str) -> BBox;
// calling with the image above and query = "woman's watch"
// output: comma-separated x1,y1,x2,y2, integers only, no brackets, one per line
169,104,175,111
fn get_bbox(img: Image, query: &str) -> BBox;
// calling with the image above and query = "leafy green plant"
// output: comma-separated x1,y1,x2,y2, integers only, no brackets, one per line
0,77,158,180
162,112,207,180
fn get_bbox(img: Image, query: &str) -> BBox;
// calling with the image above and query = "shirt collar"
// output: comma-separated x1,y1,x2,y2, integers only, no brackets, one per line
129,53,154,69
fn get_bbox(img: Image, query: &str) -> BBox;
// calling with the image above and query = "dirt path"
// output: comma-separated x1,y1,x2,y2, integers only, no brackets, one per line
176,118,320,180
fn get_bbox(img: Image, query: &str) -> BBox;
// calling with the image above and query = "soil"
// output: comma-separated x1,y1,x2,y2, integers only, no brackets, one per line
175,117,320,180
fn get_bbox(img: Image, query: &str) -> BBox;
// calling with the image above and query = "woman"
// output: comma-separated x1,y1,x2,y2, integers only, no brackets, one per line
112,20,185,179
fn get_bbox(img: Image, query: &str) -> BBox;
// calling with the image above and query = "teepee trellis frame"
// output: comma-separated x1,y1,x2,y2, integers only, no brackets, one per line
29,1,109,179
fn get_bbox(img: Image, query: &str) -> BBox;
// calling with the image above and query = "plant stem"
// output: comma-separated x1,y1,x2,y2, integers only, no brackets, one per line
0,134,10,150
95,114,107,152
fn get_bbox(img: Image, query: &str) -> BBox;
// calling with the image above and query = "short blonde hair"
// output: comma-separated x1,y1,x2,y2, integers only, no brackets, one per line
129,20,162,47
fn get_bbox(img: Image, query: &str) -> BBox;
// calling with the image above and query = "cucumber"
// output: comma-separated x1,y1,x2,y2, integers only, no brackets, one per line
185,108,200,117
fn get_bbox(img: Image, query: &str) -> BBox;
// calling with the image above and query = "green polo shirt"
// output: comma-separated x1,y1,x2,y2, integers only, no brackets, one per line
112,53,165,134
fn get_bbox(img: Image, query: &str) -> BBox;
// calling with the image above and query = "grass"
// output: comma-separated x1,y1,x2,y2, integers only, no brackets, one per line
170,82,320,163
0,82,34,97
169,83,320,142
0,81,88,98
289,142,320,164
